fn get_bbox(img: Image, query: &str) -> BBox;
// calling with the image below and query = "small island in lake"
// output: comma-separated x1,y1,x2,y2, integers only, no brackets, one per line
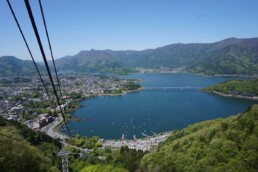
202,79,258,100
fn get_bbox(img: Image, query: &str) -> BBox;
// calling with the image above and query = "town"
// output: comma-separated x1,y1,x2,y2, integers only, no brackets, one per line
0,74,141,131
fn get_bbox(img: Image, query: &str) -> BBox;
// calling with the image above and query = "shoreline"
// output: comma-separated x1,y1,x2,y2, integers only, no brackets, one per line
67,87,144,115
41,112,172,151
133,70,258,78
53,87,145,139
48,73,257,142
100,87,144,96
101,131,172,151
205,91,258,100
185,72,258,78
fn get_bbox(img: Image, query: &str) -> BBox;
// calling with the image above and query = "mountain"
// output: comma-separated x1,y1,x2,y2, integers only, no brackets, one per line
188,38,258,75
55,50,126,73
1,38,258,76
140,104,258,172
56,37,258,75
0,56,44,77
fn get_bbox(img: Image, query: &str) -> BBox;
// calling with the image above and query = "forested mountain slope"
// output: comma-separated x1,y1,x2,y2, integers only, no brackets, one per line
56,38,258,75
141,104,258,172
0,117,61,171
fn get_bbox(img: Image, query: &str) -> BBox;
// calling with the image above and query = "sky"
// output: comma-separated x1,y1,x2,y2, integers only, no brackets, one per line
1,0,258,61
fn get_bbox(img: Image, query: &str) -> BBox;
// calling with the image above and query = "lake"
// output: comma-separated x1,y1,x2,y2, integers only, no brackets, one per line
68,73,258,139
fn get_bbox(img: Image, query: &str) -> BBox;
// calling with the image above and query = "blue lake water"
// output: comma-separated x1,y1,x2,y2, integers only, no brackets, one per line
68,73,258,139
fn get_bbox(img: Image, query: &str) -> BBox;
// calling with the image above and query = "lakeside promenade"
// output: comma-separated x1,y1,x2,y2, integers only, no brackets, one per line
101,131,172,151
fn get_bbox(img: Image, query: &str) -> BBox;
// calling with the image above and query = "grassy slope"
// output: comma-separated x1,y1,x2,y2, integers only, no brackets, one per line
141,104,258,172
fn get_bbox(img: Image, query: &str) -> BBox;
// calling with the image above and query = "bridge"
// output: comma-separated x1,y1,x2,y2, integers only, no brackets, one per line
144,86,203,91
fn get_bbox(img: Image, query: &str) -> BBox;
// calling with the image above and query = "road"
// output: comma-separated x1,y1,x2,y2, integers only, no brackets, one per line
40,115,68,140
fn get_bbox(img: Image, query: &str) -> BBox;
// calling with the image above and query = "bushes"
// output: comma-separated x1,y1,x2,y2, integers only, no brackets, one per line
69,135,101,149
0,124,61,171
141,104,258,172
203,79,258,95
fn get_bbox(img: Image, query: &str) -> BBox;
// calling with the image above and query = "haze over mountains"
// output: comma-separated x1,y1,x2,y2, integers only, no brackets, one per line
0,56,45,76
1,37,258,76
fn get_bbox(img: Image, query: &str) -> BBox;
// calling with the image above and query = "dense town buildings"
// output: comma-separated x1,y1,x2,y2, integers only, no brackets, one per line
0,74,140,131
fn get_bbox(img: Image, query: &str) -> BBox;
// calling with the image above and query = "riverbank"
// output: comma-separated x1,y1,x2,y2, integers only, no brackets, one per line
205,91,258,100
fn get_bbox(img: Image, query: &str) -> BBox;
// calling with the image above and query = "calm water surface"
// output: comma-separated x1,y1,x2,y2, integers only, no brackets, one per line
68,73,258,139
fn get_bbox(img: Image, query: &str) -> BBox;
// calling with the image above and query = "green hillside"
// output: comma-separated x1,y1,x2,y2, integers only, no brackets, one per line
0,117,61,171
0,56,42,77
140,104,258,172
203,79,258,96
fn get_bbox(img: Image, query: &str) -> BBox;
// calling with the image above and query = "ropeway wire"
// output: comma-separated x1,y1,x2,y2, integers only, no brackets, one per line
6,0,71,139
38,0,63,98
6,0,51,101
24,0,71,138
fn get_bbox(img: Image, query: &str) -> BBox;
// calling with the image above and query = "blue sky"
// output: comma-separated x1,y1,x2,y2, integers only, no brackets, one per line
1,0,258,60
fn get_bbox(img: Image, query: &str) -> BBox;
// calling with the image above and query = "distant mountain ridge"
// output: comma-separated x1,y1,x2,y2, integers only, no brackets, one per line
1,38,258,76
0,56,45,77
55,37,258,75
